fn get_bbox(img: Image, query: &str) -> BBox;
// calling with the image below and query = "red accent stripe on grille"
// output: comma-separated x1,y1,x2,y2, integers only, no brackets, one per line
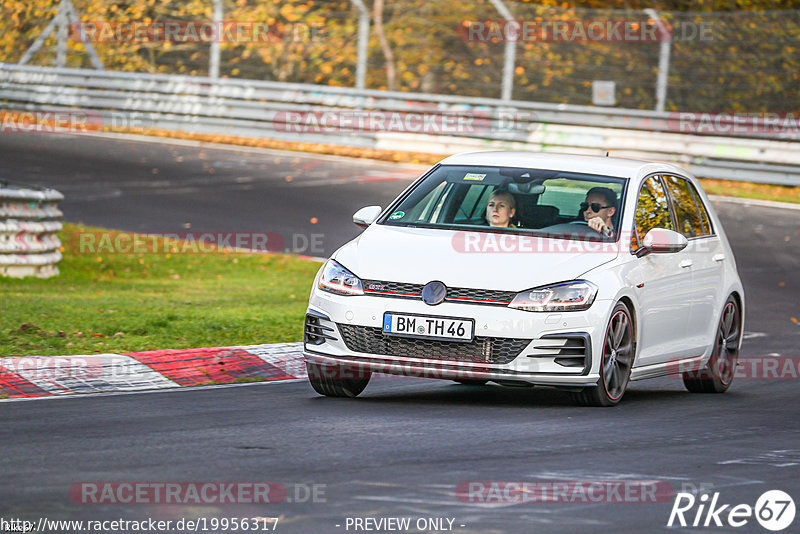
365,290,509,304
446,296,511,304
365,290,421,297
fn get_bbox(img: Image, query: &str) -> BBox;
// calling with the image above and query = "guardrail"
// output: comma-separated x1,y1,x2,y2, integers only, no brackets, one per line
0,181,63,278
1,63,799,186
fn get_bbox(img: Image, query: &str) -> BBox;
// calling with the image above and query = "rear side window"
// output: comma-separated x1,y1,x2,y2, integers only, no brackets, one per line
663,175,715,237
663,175,704,238
689,181,714,236
632,176,673,251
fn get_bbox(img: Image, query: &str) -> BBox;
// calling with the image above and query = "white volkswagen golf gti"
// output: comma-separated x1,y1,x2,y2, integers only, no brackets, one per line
303,152,744,406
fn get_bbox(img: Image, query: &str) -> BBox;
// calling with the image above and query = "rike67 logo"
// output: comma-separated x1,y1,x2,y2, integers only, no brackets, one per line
668,490,796,531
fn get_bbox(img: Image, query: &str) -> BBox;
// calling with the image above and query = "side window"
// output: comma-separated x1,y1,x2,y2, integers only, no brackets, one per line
663,175,704,238
632,176,673,251
686,180,714,236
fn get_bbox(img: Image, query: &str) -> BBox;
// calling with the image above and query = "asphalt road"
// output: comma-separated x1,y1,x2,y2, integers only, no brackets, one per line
2,132,800,534
0,132,423,257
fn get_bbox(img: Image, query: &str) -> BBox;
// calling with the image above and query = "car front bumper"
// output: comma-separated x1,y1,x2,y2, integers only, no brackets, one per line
303,289,615,387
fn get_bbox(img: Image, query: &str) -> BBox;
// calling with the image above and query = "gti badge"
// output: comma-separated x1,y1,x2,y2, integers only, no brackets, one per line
422,281,447,306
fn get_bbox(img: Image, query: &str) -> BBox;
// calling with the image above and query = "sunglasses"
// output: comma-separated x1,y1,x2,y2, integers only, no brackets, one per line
580,202,612,212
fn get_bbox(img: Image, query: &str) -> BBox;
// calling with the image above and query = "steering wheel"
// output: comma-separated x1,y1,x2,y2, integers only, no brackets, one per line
569,219,609,236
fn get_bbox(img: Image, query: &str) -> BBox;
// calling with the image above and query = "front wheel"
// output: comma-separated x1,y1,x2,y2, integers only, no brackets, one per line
306,361,371,398
570,302,634,407
683,296,741,393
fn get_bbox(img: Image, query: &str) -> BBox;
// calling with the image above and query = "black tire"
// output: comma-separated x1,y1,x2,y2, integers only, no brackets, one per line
683,296,741,393
570,302,635,407
306,361,371,398
453,379,489,386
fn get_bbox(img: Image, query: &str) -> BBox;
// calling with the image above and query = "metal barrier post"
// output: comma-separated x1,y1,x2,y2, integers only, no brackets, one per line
490,0,517,101
645,8,671,113
351,0,371,90
18,0,104,70
209,0,223,78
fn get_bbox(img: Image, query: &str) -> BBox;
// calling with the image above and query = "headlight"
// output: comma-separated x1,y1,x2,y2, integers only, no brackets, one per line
318,260,364,296
508,280,598,312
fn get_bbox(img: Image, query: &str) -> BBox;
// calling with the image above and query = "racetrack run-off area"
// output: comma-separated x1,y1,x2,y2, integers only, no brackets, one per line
0,343,303,399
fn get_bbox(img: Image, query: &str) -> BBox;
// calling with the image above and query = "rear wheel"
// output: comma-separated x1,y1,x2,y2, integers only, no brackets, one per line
571,302,634,407
683,296,740,393
306,361,371,398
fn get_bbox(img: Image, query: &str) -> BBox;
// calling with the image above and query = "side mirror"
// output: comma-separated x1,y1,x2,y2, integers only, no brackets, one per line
637,228,688,257
353,206,382,229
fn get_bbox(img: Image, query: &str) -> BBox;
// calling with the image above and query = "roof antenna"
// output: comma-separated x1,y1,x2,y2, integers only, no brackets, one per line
605,151,610,157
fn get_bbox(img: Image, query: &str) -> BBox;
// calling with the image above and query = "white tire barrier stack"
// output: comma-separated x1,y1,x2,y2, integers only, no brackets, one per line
0,183,64,278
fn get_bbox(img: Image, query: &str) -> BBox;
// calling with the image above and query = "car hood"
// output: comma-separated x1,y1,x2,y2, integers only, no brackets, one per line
333,225,620,291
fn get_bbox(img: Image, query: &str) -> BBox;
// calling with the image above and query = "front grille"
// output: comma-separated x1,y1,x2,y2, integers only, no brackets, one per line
363,280,516,306
445,287,516,304
363,280,423,298
337,324,530,365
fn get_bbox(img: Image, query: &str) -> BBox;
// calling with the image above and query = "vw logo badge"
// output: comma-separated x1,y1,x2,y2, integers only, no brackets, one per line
421,281,447,306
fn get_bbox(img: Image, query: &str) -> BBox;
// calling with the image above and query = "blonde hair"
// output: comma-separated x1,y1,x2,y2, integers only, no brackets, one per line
489,190,516,210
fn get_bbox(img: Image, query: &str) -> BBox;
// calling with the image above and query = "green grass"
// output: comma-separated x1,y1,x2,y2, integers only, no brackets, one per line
0,224,321,357
698,178,800,205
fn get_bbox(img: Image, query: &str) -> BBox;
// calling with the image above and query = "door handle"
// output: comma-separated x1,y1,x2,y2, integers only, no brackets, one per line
713,254,726,262
680,259,693,268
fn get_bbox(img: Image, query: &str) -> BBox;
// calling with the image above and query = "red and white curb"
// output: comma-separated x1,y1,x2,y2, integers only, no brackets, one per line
0,342,305,400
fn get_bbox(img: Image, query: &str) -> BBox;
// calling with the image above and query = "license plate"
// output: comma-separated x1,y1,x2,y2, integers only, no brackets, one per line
382,312,474,342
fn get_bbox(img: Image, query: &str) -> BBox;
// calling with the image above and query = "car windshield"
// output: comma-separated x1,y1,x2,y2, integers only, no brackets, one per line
381,164,627,241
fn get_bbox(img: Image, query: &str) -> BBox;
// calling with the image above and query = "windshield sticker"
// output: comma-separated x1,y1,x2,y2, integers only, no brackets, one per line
389,211,405,220
463,173,486,181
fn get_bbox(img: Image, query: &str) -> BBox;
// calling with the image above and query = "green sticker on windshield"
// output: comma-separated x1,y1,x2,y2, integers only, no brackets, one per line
389,211,405,220
463,173,486,181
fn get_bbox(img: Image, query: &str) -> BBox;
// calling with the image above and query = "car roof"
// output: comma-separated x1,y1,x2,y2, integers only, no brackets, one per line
438,151,690,180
